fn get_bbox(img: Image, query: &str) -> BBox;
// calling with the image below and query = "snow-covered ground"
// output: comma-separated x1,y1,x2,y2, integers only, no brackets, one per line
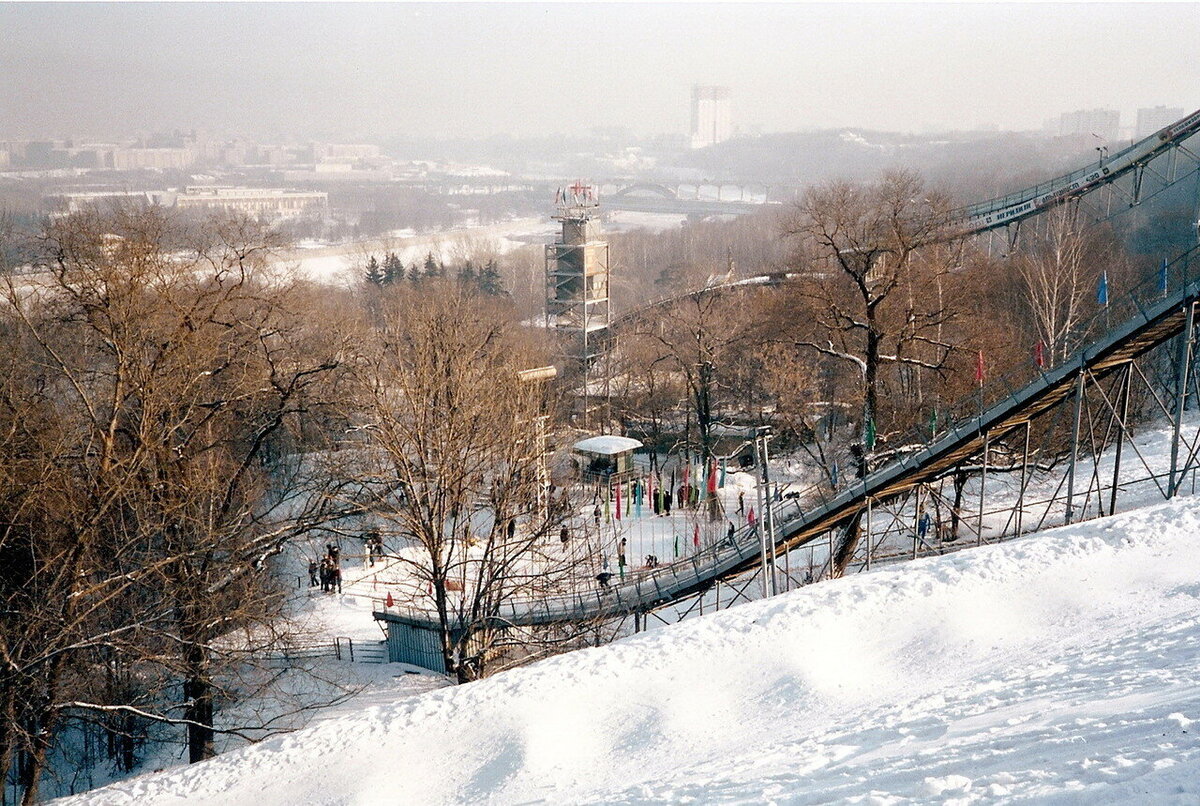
273,217,557,285
59,490,1200,804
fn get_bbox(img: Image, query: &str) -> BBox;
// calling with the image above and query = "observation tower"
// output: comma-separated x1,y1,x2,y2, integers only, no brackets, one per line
545,181,611,425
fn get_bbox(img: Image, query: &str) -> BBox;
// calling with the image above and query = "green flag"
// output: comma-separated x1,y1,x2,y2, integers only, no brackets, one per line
865,418,876,450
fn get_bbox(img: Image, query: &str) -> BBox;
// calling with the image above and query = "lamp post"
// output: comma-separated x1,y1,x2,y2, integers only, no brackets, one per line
754,425,777,597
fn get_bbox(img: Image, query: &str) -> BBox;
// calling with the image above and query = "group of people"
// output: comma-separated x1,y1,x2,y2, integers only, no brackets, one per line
308,543,342,594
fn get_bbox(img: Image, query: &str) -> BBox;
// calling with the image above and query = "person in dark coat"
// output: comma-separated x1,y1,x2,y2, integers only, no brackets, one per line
329,556,342,594
308,560,319,588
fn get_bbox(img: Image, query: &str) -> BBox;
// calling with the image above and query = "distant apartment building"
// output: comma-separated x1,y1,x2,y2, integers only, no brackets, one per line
1054,108,1121,142
166,187,328,220
46,187,328,221
1136,106,1186,139
690,85,732,149
111,148,196,171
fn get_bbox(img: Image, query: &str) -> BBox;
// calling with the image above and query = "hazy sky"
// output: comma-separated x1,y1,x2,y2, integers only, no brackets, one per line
3,2,1198,141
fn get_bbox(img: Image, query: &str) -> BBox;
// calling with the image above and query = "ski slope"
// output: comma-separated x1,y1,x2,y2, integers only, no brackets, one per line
59,496,1200,805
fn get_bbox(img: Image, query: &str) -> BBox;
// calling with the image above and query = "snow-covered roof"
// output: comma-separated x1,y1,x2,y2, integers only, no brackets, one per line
571,435,643,456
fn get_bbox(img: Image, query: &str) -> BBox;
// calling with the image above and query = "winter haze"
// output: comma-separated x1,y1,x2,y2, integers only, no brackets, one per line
2,2,1199,140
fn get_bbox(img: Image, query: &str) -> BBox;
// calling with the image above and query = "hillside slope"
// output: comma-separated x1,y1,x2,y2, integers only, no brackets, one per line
61,497,1200,805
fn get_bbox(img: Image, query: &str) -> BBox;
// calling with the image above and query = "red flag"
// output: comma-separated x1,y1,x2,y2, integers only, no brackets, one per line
385,591,394,608
974,350,985,385
748,507,756,527
682,461,690,490
1034,341,1046,369
615,482,622,520
707,460,718,495
693,523,700,549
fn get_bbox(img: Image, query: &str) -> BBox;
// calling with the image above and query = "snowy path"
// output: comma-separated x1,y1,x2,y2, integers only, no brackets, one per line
59,494,1200,805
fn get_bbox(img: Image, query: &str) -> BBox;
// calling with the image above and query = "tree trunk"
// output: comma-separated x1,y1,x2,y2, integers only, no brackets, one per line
183,642,215,764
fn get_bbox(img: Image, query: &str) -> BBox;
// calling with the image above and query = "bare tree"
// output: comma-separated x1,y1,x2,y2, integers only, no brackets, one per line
1016,205,1124,366
782,170,961,453
349,283,581,682
0,207,355,799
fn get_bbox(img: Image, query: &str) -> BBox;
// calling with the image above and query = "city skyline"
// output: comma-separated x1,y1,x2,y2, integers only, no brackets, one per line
2,3,1198,142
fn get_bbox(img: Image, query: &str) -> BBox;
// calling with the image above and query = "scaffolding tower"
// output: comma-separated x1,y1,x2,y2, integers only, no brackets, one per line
545,182,611,426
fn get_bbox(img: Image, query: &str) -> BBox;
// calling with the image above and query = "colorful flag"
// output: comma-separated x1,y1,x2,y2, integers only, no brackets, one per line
975,350,985,385
865,418,876,451
1034,340,1046,369
1097,271,1109,306
831,460,839,488
748,507,756,527
708,460,718,495
719,459,727,488
1160,257,1169,295
615,481,622,520
385,591,394,608
693,523,700,549
929,409,938,435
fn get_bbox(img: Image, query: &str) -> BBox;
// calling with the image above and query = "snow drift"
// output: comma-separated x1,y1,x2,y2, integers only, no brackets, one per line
60,497,1200,804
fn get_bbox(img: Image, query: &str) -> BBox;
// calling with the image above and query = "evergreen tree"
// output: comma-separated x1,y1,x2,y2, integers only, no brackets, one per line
423,252,441,279
458,259,476,286
364,255,384,287
480,258,505,296
408,261,422,284
383,252,404,285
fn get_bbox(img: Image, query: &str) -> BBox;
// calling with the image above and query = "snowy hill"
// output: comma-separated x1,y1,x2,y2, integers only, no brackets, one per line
59,497,1200,804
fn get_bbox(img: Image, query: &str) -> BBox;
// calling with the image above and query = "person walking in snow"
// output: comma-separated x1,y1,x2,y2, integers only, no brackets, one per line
330,557,342,594
560,525,570,547
308,559,319,588
597,555,613,590
738,490,745,514
617,537,627,579
319,556,332,592
917,505,933,542
726,521,736,547
593,503,602,526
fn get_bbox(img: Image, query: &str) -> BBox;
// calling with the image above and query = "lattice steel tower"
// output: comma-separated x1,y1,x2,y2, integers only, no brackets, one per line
545,182,611,425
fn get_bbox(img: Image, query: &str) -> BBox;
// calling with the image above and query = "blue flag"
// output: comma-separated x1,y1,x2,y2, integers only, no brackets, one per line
1159,258,1169,295
1097,271,1108,306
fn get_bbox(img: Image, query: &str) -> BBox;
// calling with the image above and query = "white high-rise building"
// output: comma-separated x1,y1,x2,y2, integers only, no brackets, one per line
690,85,732,149
1136,106,1186,139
